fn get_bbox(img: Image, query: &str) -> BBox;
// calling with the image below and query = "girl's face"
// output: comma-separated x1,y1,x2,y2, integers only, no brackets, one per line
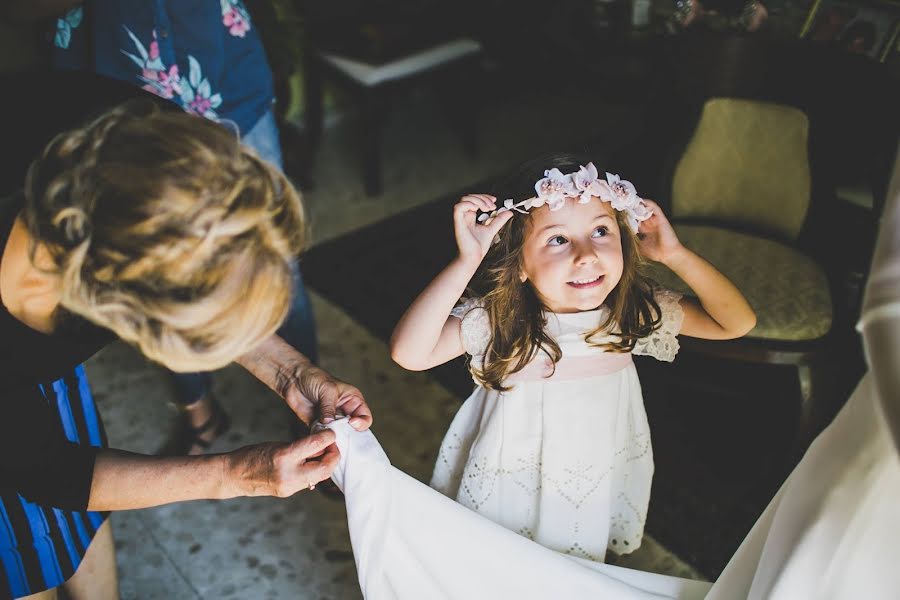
520,196,624,313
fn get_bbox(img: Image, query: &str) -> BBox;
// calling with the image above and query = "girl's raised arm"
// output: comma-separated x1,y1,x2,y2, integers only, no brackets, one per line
390,196,512,370
638,200,756,340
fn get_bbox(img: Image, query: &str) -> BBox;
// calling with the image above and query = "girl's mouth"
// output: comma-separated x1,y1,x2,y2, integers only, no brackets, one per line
567,275,604,289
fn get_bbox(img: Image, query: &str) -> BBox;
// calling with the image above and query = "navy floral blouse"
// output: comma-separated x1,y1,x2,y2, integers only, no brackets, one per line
51,0,275,136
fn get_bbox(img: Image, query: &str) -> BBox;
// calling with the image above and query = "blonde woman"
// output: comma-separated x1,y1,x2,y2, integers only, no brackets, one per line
0,104,371,600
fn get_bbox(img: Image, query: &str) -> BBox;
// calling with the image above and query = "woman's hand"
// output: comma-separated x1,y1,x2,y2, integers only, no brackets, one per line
226,429,341,497
453,195,513,266
88,432,342,510
285,364,372,431
237,335,373,431
636,200,685,265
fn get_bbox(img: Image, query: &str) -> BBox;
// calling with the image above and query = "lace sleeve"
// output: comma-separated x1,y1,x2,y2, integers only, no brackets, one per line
450,298,491,358
632,289,684,362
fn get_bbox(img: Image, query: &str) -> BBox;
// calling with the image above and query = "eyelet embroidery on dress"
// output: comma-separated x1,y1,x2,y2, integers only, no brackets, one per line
633,289,684,362
439,293,675,558
452,299,491,360
542,460,612,509
448,439,648,554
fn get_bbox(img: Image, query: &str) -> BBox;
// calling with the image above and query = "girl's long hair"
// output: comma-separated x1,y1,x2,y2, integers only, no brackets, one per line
469,154,662,391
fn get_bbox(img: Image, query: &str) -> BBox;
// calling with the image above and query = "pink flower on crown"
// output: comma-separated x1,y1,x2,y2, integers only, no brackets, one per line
573,162,610,204
534,168,576,211
598,172,640,211
627,200,653,232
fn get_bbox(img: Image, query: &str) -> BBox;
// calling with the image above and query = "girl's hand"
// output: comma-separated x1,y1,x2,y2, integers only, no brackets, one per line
453,195,514,266
637,200,685,264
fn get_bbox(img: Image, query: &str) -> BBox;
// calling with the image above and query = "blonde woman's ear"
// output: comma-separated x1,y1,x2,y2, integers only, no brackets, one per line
520,272,528,283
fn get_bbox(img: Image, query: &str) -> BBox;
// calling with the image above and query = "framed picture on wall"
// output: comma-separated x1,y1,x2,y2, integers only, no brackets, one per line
800,0,900,61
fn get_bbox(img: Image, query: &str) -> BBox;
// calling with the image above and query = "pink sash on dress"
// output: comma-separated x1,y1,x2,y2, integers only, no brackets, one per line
505,352,633,383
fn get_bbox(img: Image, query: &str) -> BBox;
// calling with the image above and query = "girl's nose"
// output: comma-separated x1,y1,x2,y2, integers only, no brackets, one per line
573,241,600,265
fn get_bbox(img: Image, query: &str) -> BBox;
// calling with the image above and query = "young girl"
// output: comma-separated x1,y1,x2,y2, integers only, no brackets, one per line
390,155,756,562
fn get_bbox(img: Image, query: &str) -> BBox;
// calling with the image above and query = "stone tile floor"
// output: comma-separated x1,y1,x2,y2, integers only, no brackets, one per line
88,85,705,599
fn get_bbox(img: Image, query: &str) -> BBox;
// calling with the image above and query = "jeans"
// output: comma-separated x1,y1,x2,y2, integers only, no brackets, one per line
171,108,317,405
241,107,284,168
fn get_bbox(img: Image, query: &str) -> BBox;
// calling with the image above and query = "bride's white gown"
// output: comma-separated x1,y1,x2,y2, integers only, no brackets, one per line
705,152,900,599
321,153,900,599
320,417,711,600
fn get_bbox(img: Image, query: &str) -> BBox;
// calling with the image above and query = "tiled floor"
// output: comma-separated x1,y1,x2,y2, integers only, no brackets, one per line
88,86,705,598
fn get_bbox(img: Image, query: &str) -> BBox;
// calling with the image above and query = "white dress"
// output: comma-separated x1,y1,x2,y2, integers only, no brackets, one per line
430,290,684,562
705,156,900,599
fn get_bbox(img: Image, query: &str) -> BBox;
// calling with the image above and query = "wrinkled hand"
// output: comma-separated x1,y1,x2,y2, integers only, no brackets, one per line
228,429,340,497
636,200,684,264
454,195,514,266
277,363,372,431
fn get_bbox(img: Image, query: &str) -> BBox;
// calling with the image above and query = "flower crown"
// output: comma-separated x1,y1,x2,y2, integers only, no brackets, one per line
477,163,652,233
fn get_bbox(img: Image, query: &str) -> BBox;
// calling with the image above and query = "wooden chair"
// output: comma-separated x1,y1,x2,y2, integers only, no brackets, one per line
300,3,482,195
634,35,898,460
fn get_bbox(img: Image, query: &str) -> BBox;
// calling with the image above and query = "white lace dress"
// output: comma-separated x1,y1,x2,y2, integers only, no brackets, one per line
430,290,684,562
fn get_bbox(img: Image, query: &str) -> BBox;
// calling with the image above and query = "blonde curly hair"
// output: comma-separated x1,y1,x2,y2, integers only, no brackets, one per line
22,102,307,372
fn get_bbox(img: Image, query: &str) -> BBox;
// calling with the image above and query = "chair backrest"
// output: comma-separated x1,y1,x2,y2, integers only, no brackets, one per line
671,97,811,240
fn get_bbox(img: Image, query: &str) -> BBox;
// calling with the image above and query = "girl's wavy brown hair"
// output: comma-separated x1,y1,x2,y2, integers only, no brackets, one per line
22,101,307,371
469,154,662,391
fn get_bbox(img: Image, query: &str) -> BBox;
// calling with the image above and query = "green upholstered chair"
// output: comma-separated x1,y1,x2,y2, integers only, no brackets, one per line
651,98,832,340
645,96,841,457
626,33,897,463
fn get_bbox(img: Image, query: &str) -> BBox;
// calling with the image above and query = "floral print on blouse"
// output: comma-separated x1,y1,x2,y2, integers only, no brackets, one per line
51,0,273,136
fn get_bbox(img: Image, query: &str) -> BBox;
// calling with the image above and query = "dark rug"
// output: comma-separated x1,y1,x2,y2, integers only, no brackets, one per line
302,187,807,579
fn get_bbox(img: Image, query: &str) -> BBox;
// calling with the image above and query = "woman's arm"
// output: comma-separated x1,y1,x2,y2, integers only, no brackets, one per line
236,334,373,430
638,200,756,339
3,381,338,512
88,431,338,511
390,195,512,371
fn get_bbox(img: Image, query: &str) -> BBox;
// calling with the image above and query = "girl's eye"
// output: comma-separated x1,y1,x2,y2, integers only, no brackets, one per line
592,226,609,238
548,235,568,246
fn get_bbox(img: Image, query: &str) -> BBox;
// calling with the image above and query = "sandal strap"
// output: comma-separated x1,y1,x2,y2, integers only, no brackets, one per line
188,411,221,436
181,396,229,444
188,434,213,450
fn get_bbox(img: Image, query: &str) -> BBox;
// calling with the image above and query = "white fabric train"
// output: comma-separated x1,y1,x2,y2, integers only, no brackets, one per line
316,418,711,600
705,150,900,599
